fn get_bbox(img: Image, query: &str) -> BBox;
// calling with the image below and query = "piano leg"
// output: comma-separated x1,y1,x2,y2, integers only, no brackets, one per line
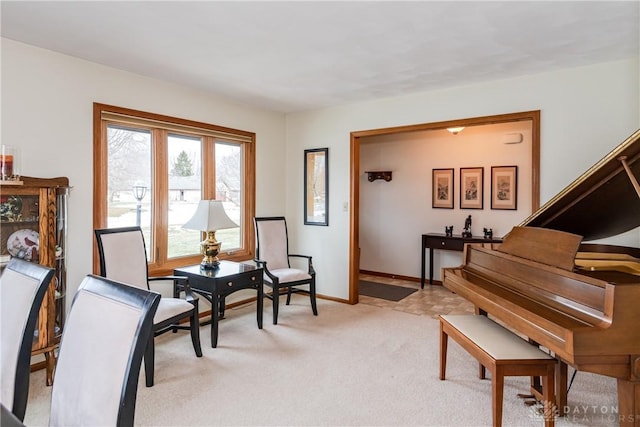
617,379,640,426
556,361,568,413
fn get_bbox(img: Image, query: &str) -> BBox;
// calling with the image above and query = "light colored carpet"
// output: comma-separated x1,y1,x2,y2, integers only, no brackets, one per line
24,296,617,426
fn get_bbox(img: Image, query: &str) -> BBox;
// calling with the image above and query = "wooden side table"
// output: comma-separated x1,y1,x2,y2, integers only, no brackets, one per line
174,261,263,348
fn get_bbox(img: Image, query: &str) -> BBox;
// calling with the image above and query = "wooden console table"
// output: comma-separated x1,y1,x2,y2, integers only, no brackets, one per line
421,233,502,288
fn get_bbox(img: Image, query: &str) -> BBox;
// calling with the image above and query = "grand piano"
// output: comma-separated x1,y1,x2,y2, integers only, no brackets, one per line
443,129,640,425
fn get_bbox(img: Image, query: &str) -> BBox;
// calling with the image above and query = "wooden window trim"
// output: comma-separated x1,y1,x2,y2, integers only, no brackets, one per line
93,103,256,276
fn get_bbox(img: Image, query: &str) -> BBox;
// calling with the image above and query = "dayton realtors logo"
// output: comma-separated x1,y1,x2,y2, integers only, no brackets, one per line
530,403,637,424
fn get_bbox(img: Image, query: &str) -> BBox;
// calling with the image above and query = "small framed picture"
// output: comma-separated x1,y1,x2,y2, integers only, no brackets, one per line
432,168,454,209
491,166,518,210
460,167,484,209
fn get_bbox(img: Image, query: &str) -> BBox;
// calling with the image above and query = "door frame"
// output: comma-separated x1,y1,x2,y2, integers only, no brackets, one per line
348,110,541,304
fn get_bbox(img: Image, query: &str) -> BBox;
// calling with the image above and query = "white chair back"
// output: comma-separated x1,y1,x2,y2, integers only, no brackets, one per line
49,275,159,427
95,227,149,290
255,217,290,270
0,259,53,421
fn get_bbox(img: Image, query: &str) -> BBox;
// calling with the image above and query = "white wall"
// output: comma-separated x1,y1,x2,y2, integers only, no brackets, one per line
286,58,639,300
2,37,638,303
359,122,532,279
1,38,288,308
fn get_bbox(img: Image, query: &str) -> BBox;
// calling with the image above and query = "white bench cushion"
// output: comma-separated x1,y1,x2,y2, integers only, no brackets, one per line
441,314,554,360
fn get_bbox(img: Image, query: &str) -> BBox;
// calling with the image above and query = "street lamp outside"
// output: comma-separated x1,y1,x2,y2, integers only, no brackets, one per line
132,184,148,226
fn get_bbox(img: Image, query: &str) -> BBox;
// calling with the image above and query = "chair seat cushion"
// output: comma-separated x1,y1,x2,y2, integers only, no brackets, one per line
154,298,193,324
265,268,311,284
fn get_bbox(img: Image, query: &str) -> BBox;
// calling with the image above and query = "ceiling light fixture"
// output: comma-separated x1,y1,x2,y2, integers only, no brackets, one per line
446,127,465,135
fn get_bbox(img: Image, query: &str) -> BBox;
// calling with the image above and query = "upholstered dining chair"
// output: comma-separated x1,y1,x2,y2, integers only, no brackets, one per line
94,226,202,387
0,258,54,422
254,216,317,324
49,274,160,427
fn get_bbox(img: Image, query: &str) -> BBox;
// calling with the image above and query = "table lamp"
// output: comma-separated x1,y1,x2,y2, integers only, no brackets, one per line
183,200,238,269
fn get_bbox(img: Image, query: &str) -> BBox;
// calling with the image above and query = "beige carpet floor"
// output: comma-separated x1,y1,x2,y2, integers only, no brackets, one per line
23,296,618,426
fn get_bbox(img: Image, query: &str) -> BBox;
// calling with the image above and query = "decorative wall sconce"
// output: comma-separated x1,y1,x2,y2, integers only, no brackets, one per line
366,171,392,182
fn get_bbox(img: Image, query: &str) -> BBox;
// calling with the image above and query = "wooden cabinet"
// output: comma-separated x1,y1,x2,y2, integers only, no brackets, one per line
1,176,69,385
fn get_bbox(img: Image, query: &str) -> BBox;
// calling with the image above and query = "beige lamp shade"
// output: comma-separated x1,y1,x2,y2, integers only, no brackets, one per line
183,200,238,232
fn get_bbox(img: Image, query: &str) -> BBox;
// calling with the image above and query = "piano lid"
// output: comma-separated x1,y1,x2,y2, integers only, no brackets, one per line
520,129,640,241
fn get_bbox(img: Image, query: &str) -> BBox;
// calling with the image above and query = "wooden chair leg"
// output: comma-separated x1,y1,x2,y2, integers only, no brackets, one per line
439,325,448,380
45,350,56,386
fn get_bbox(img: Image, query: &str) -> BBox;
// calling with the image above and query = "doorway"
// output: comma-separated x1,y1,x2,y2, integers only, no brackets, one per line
348,111,541,304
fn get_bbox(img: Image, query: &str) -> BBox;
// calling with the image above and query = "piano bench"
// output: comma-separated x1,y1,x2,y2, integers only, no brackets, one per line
439,314,556,427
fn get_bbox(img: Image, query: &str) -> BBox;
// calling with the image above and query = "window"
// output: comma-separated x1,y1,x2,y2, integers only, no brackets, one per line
93,103,256,275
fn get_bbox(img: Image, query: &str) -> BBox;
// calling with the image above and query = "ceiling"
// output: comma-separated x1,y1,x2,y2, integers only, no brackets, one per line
1,1,638,114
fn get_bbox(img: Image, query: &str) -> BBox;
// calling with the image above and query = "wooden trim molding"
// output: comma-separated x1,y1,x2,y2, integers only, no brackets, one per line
349,110,541,304
92,102,257,275
359,270,420,283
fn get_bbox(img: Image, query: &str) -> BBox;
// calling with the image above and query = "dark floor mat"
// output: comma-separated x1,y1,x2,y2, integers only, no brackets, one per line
359,281,418,302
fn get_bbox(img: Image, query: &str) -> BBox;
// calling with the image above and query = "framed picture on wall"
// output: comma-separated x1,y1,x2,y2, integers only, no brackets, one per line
460,167,484,209
491,166,518,210
432,168,454,209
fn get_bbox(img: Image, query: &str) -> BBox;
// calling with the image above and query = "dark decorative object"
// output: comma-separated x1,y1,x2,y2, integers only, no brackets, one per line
462,215,472,238
365,171,392,182
483,228,493,239
445,226,453,237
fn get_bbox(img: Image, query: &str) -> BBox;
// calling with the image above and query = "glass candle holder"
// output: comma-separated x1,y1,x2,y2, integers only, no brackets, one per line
0,145,19,179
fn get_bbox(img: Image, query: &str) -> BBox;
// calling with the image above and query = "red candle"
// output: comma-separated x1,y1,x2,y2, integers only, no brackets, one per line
0,154,13,177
